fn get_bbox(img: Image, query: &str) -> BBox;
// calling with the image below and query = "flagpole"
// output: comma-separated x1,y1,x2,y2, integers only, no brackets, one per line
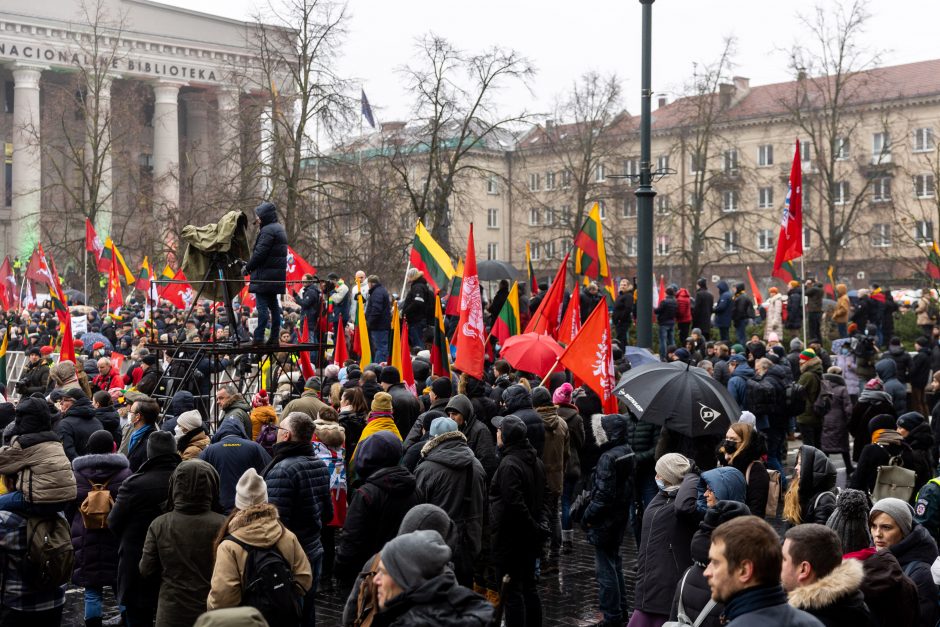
539,357,561,387
83,247,87,308
800,256,807,345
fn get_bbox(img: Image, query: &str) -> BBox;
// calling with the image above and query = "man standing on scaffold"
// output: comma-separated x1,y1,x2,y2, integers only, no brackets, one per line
245,201,288,345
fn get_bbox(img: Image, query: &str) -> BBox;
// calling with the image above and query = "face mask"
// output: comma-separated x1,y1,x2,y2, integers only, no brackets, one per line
655,478,667,491
723,440,738,454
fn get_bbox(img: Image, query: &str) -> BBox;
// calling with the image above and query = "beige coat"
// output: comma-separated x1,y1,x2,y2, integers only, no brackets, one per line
181,431,211,461
207,503,312,611
0,438,77,504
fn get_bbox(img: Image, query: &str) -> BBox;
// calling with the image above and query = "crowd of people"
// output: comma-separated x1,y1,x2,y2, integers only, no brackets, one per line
2,201,940,627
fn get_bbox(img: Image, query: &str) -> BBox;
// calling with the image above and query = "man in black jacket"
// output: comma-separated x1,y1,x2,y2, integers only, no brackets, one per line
380,365,422,437
292,272,322,339
490,414,546,627
126,397,160,472
16,348,49,397
366,275,392,363
402,268,433,349
612,279,634,347
655,286,678,360
692,278,714,338
54,388,103,460
245,201,288,345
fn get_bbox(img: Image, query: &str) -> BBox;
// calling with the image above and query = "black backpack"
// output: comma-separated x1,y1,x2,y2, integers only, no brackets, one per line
225,535,302,625
22,515,74,591
784,382,807,416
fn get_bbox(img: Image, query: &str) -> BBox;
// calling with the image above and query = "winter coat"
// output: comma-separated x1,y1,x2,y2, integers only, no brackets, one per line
18,359,50,396
911,347,931,389
402,276,433,324
461,377,499,436
69,452,132,589
0,433,77,504
95,405,123,448
139,460,227,627
713,281,733,328
889,524,940,627
655,295,678,325
821,373,854,454
731,292,754,323
786,287,804,330
371,569,493,627
536,404,569,495
92,368,125,394
55,395,104,460
365,282,392,330
199,419,272,513
728,363,755,411
246,202,288,295
722,585,824,626
336,465,418,583
338,409,366,468
875,359,907,413
845,547,919,627
501,385,546,456
851,435,917,495
764,293,786,339
904,422,936,492
886,344,913,384
579,288,603,324
263,441,333,559
797,357,824,428
489,439,546,570
415,431,487,564
136,365,162,397
797,446,837,525
805,284,824,313
727,433,770,518
207,503,312,611
386,382,422,439
558,404,585,481
633,471,701,614
692,287,715,334
832,285,852,324
282,390,331,422
221,398,254,441
613,290,634,326
179,429,210,461
787,559,876,627
582,414,634,549
848,390,894,448
126,424,156,473
107,452,181,607
249,405,277,441
676,288,693,324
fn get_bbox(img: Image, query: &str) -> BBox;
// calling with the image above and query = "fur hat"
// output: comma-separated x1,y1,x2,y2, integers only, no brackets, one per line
235,468,268,510
826,488,872,553
371,391,393,413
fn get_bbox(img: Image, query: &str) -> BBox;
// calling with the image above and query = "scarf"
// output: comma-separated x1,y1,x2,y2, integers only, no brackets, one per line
874,429,904,446
721,584,788,623
367,411,394,423
128,423,154,453
262,440,314,476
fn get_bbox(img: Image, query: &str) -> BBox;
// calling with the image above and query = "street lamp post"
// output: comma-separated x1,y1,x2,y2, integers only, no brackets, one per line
635,0,657,349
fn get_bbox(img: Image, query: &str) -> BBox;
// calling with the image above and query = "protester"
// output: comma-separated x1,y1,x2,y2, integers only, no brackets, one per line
380,365,422,437
784,445,837,527
718,423,769,517
199,417,272,513
246,200,288,344
91,390,123,448
125,397,160,472
850,414,916,495
820,366,855,474
216,384,253,438
56,388,104,461
175,409,210,460
445,392,498,479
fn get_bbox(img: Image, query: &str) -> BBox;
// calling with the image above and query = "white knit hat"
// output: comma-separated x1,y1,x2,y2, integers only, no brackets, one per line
235,468,268,510
176,410,203,434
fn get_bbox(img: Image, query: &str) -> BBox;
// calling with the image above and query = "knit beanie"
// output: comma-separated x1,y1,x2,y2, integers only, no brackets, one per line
897,412,926,432
826,488,872,553
13,396,52,435
251,389,269,408
381,530,452,593
429,416,458,437
870,497,915,538
655,453,691,487
380,365,401,385
176,410,203,434
530,386,553,408
398,503,458,550
86,429,115,455
430,377,452,399
552,382,574,405
371,391,393,413
147,430,177,459
235,468,268,510
731,343,745,355
790,338,804,351
868,414,898,437
799,348,816,362
864,378,883,391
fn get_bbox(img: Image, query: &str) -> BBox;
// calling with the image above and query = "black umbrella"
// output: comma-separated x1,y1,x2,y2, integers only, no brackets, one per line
477,260,522,281
614,361,739,438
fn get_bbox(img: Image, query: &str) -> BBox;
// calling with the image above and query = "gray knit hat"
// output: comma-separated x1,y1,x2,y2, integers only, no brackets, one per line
870,497,915,538
398,504,458,550
235,468,268,511
147,430,178,459
825,488,872,553
381,529,452,593
655,453,692,487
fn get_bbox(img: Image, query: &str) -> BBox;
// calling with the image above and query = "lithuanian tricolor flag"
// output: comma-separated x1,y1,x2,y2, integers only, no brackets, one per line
135,256,152,291
157,264,175,298
927,242,940,280
526,241,539,295
431,294,450,377
0,323,9,386
100,237,135,284
444,258,464,316
775,259,798,283
574,203,616,304
492,282,520,344
409,221,455,292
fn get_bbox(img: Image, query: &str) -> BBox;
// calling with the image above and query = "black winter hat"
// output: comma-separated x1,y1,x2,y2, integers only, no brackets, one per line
825,488,872,554
14,396,52,435
430,377,452,399
142,354,158,366
530,386,553,408
697,278,707,288
422,410,447,433
897,411,926,431
355,430,402,479
0,402,15,430
492,414,527,445
381,365,401,385
147,430,177,459
702,499,751,530
86,429,115,455
868,413,898,436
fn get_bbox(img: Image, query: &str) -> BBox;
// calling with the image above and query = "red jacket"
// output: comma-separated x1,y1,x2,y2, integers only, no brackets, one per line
676,288,693,324
93,369,124,393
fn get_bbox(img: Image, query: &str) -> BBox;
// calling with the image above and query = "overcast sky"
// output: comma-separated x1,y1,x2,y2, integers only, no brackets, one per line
164,0,940,125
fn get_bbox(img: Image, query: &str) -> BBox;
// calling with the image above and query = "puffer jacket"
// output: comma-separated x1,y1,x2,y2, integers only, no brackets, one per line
820,373,854,454
501,385,546,456
832,284,851,323
0,434,77,504
558,403,585,481
536,404,569,495
250,405,278,441
246,201,288,295
875,358,907,414
712,281,732,328
786,287,804,330
402,276,433,324
446,394,498,479
415,431,487,566
55,395,104,460
207,503,312,611
886,344,913,384
797,446,837,525
797,357,824,427
371,569,493,626
676,288,692,324
178,429,210,461
69,452,132,589
489,439,546,569
623,411,659,476
139,460,228,627
582,414,634,549
888,524,939,627
655,295,678,325
697,467,747,513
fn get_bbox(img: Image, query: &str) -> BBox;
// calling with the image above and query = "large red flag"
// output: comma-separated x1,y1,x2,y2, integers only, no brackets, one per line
557,286,581,346
657,274,666,307
85,218,105,270
333,316,349,366
559,300,619,414
773,139,804,280
162,269,194,310
286,246,317,293
525,252,569,338
0,257,15,309
237,276,256,309
298,317,315,379
452,224,485,380
399,319,416,390
746,266,764,306
107,244,123,312
59,315,76,363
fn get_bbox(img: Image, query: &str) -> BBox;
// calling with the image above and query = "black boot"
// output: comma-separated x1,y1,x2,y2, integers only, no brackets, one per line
86,618,104,627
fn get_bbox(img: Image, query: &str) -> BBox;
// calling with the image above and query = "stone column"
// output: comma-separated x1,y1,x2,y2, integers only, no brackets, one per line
151,81,183,231
216,85,240,183
182,91,209,193
11,64,45,259
87,74,113,236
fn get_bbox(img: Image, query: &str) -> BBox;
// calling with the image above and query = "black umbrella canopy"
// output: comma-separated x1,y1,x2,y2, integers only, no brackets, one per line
477,260,522,281
614,361,740,438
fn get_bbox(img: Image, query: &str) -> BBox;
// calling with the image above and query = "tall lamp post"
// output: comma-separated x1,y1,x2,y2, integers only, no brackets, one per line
634,0,657,349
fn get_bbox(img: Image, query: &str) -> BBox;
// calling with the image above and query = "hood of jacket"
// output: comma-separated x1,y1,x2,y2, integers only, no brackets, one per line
890,524,939,566
255,201,278,225
700,467,747,504
445,394,474,421
212,416,249,443
502,384,533,413
167,459,219,514
717,280,729,294
228,503,284,547
731,363,755,379
888,345,908,358
787,559,865,611
420,430,475,470
460,375,488,400
227,398,252,415
822,373,846,387
591,413,628,449
691,499,752,564
875,358,897,381
677,288,690,300
64,396,97,421
365,464,417,496
72,451,130,475
858,389,892,405
837,284,848,297
799,445,837,496
94,405,120,424
536,405,562,432
168,391,195,416
315,419,345,448
767,363,793,384
800,357,823,375
905,422,935,450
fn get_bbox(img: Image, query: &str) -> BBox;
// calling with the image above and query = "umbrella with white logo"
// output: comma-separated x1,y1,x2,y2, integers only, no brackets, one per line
613,361,740,438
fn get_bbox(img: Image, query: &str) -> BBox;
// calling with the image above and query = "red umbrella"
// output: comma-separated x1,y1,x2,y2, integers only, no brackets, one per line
499,332,565,377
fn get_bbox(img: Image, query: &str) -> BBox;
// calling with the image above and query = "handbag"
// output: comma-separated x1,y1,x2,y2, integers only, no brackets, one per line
663,568,717,627
872,454,916,503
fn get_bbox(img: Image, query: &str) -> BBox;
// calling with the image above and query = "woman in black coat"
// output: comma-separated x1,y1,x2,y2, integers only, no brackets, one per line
849,382,896,462
719,422,769,518
245,201,288,344
850,414,917,496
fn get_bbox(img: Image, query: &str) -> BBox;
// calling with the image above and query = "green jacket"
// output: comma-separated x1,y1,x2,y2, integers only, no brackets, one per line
916,477,940,546
796,357,823,427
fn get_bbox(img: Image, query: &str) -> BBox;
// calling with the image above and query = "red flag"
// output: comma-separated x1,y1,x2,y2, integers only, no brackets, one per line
298,317,315,379
559,300,619,414
557,287,581,346
657,275,666,307
85,218,105,269
107,243,123,312
59,314,76,363
110,351,126,370
399,319,416,389
452,224,485,380
0,257,15,309
286,246,317,293
162,269,194,309
746,266,763,307
525,252,569,338
333,316,349,366
773,139,804,280
237,276,256,309
25,246,56,288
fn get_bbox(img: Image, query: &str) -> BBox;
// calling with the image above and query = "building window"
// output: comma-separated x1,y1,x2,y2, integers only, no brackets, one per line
800,140,812,163
656,235,670,256
722,190,739,212
832,181,849,205
530,242,541,260
543,207,554,225
561,169,571,189
835,137,849,160
757,229,773,252
4,143,12,208
758,144,774,166
723,149,738,174
724,231,739,253
595,164,606,182
529,207,540,226
623,196,637,218
487,208,499,229
872,177,891,202
657,155,669,172
758,186,774,209
915,220,934,244
545,171,556,190
487,242,499,260
528,173,541,192
598,200,607,219
690,152,705,174
624,158,640,177
870,223,891,248
626,235,638,257
560,205,571,224
914,128,935,153
872,131,890,164
657,195,671,215
803,227,812,249
3,82,13,114
544,240,556,259
915,174,936,199
486,175,499,194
